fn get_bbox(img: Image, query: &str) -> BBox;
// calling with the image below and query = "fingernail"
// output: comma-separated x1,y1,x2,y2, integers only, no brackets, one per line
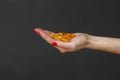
34,29,40,35
52,42,57,46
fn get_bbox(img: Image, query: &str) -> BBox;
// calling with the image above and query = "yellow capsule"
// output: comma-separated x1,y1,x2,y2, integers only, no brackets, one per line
61,38,69,42
57,33,63,36
49,32,76,42
57,36,62,39
49,33,55,38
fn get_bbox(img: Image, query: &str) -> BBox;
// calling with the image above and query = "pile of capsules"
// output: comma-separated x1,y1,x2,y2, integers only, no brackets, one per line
49,32,76,42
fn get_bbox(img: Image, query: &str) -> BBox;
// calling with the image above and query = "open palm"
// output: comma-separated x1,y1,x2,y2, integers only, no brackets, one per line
34,28,89,53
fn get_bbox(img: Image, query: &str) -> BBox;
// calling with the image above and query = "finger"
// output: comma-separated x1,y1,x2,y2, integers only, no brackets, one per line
54,41,75,49
41,31,55,44
34,28,45,36
34,28,41,35
34,28,55,44
44,30,51,34
44,30,54,35
44,30,53,33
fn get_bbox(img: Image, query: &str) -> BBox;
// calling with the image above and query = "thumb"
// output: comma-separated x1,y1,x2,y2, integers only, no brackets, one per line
52,41,75,49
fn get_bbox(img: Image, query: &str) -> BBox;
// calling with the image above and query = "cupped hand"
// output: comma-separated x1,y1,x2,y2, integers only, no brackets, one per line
34,28,89,53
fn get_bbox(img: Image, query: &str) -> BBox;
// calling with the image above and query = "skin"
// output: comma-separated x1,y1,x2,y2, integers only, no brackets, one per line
34,28,120,54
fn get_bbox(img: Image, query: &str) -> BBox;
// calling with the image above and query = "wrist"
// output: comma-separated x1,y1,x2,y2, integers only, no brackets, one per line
84,34,96,49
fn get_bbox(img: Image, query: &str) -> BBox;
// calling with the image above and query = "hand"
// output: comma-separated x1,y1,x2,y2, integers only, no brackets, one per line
34,28,89,53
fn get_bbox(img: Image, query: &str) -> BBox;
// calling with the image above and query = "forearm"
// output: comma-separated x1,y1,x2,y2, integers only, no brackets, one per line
85,35,120,54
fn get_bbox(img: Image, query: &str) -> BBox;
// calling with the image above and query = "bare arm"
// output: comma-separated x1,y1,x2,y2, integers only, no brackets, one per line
85,35,120,54
34,28,120,54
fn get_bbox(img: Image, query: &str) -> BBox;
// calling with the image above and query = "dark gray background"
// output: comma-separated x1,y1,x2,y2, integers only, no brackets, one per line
0,0,120,80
